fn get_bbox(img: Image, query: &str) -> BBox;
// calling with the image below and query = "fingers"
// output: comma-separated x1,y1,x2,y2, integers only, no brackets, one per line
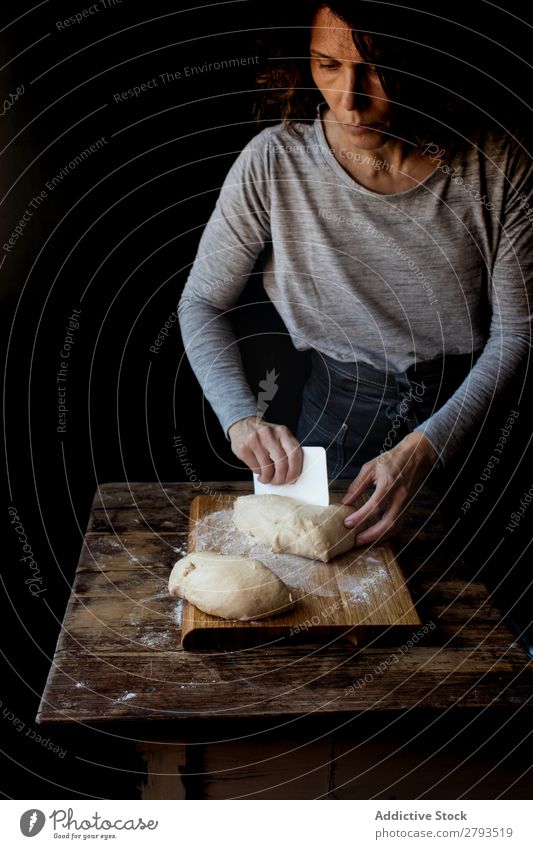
355,513,393,547
341,438,429,546
259,434,289,484
347,505,383,536
240,441,273,479
343,478,389,528
278,428,304,483
354,495,406,546
236,422,302,484
341,463,376,505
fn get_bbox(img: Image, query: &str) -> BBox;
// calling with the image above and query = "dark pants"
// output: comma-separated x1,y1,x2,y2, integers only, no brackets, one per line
296,349,479,482
295,349,533,654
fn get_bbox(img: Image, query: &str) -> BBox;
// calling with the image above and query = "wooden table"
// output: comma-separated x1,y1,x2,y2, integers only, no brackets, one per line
36,481,533,799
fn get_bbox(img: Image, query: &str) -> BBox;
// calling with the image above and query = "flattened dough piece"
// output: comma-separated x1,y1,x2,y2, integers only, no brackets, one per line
168,550,295,620
233,494,356,562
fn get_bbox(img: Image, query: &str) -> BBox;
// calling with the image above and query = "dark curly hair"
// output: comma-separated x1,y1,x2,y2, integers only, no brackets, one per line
254,0,480,155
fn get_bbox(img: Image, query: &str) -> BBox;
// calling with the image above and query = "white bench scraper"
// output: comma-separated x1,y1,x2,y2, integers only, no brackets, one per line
252,446,329,506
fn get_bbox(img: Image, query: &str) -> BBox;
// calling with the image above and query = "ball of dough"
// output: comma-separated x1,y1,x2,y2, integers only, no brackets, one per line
233,494,356,562
168,550,295,620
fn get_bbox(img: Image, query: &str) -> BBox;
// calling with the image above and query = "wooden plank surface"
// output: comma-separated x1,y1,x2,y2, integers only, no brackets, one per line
36,481,533,725
181,494,421,649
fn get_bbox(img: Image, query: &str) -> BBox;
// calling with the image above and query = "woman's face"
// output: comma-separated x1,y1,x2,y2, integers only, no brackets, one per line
310,6,392,149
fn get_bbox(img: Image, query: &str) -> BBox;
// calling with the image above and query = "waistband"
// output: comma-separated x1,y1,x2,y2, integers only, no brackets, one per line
310,349,480,392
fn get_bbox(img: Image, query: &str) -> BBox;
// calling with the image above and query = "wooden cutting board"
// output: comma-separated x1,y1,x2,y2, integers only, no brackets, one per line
180,494,421,649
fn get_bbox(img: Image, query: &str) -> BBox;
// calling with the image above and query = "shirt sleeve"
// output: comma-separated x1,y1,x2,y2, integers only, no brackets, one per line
415,130,533,464
178,132,272,439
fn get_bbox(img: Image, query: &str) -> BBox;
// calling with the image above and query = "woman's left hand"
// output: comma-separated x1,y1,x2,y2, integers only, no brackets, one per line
340,432,439,546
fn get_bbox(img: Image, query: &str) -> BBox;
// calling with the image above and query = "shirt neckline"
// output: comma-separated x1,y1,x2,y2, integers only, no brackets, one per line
313,101,450,199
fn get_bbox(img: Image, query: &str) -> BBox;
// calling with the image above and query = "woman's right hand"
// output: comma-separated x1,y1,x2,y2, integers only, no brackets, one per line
228,416,304,485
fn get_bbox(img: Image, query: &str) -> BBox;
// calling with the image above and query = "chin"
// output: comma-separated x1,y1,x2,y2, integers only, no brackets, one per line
344,133,388,151
341,123,389,145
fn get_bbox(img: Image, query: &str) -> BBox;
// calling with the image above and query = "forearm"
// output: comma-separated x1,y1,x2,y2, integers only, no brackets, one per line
178,297,259,438
415,330,529,464
176,133,273,438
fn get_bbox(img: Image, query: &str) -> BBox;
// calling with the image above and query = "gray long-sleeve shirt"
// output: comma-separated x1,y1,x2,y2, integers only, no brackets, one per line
178,107,532,464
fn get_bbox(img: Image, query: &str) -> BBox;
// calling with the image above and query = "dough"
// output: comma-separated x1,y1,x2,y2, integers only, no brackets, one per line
168,550,295,620
233,494,356,562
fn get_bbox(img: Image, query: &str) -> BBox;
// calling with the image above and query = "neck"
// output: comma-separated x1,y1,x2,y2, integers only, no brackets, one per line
325,114,418,174
320,108,442,193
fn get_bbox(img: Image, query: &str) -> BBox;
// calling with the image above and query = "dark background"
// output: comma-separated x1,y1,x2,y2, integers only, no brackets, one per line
1,0,532,798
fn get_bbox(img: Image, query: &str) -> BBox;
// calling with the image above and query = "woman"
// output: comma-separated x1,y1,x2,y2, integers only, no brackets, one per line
178,2,532,545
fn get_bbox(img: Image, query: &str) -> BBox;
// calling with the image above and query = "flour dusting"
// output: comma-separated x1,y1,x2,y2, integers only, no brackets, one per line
173,599,183,627
116,691,136,702
336,566,389,604
189,507,390,606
